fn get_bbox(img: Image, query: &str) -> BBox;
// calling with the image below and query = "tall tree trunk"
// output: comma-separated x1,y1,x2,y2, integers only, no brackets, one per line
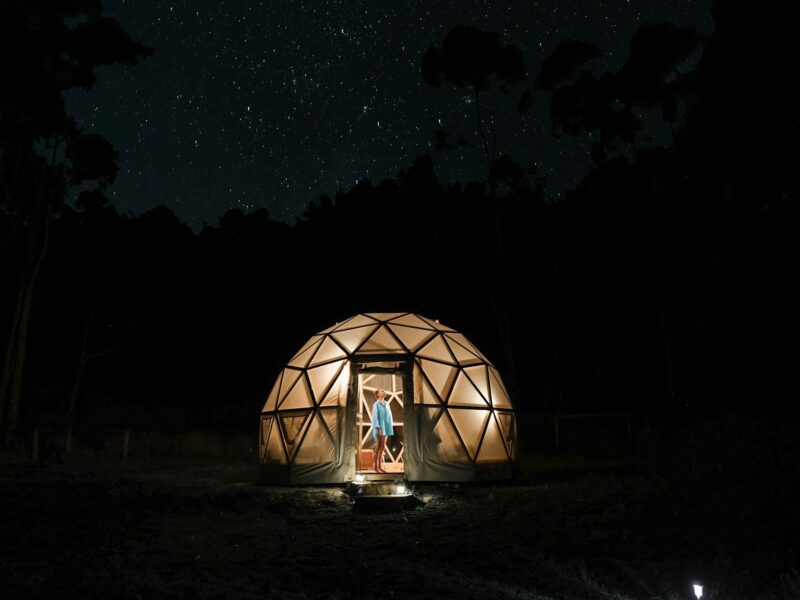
0,162,55,444
67,316,92,426
65,315,91,454
474,88,519,405
5,271,39,436
0,286,25,428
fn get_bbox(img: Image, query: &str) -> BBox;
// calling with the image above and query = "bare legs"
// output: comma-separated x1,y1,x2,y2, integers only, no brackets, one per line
373,434,388,472
372,431,381,472
379,435,389,472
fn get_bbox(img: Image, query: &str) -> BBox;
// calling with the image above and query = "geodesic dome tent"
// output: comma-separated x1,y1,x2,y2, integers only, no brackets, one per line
259,313,518,484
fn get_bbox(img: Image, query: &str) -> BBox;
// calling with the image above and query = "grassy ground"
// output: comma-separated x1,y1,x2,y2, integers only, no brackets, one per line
0,454,797,599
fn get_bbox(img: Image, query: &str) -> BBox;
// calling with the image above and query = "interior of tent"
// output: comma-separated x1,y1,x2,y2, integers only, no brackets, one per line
356,369,405,475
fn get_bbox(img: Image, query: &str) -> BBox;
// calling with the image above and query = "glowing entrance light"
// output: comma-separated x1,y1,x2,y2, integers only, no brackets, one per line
693,584,703,599
395,484,406,495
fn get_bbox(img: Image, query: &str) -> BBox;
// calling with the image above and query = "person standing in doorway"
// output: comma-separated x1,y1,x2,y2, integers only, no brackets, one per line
371,388,394,473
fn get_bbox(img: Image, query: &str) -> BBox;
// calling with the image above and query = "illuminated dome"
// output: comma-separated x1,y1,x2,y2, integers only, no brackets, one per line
259,313,518,483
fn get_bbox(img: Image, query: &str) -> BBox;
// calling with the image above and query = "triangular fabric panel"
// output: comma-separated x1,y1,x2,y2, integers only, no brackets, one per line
364,312,405,322
265,417,287,464
320,390,341,407
446,333,491,364
331,325,377,353
382,313,411,323
448,408,490,460
260,415,272,460
416,335,455,364
489,368,512,408
449,370,490,407
476,414,509,461
293,413,336,465
263,373,282,412
391,313,435,329
419,359,457,402
308,336,347,366
335,314,378,330
388,324,435,353
290,335,323,360
489,366,510,395
444,337,482,365
288,337,323,368
307,360,345,404
420,378,443,404
279,376,313,410
319,407,339,440
279,411,312,459
432,411,470,463
320,370,347,406
496,411,515,450
358,325,406,353
261,415,271,441
278,368,303,404
463,365,491,404
420,406,442,435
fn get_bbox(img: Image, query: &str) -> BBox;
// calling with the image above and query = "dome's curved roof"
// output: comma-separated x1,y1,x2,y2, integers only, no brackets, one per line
262,312,512,411
313,312,490,362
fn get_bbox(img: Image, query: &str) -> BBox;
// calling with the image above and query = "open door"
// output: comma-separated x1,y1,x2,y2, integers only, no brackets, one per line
356,368,405,475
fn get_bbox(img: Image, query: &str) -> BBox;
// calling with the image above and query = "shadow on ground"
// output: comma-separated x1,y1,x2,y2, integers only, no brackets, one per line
0,454,797,599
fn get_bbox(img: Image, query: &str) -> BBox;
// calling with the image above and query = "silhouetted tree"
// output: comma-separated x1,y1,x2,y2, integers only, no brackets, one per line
0,1,152,443
535,39,603,92
537,1,798,415
422,26,531,189
422,26,541,404
546,23,702,162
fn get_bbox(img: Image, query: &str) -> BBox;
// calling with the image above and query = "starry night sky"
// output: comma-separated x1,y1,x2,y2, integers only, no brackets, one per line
65,0,711,230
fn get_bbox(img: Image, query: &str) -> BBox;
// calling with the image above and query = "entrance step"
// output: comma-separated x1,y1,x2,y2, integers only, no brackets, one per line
344,480,422,511
355,472,403,482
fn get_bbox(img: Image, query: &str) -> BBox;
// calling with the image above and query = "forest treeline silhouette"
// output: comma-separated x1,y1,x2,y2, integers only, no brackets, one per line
1,1,797,443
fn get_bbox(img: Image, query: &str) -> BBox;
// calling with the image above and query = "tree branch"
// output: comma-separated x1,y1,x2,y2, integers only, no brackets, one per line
87,331,152,360
474,88,494,191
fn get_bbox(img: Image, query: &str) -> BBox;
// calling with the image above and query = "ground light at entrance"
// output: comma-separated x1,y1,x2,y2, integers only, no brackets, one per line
344,478,421,511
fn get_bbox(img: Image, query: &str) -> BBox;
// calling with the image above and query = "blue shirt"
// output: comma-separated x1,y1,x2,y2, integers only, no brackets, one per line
371,399,394,441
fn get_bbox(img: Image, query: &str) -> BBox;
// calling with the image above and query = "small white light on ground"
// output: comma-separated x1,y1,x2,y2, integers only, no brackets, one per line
355,474,365,483
396,484,406,494
693,584,703,599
